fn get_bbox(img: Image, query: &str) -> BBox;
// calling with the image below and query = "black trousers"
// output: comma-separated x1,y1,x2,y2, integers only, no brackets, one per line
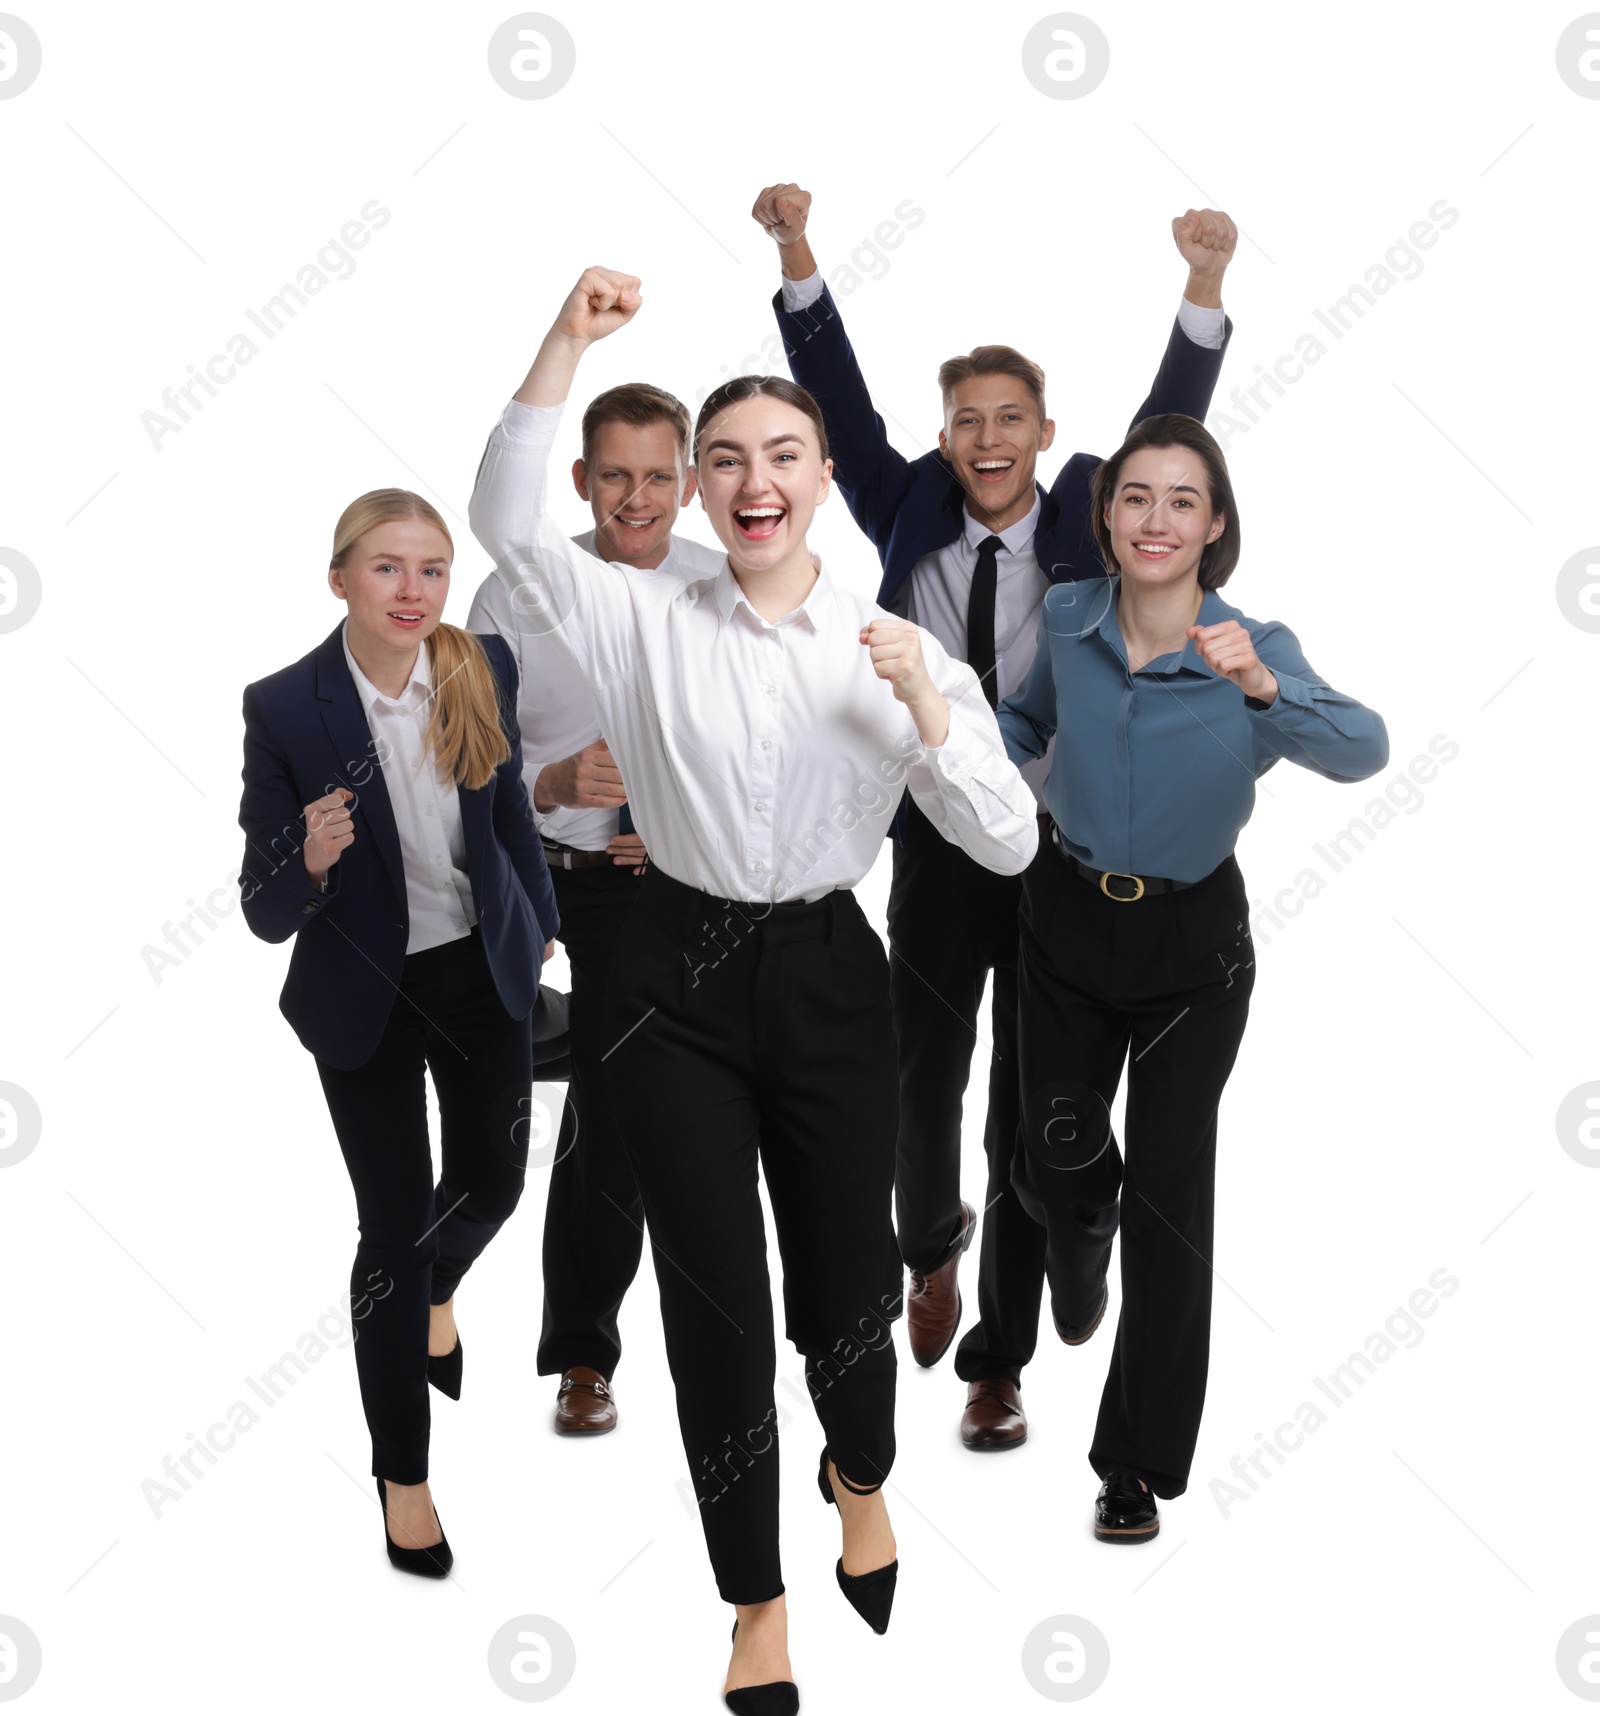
1013,838,1255,1497
603,866,902,1605
315,927,533,1484
537,861,647,1379
886,796,1050,1383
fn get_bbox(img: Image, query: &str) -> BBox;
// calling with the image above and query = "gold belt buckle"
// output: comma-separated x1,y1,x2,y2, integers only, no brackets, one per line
1099,870,1145,902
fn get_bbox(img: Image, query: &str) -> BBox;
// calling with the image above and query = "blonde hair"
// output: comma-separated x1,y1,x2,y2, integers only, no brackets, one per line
330,489,511,791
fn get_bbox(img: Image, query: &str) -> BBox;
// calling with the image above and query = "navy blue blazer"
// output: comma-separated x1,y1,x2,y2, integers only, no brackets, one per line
238,624,559,1070
771,285,1233,606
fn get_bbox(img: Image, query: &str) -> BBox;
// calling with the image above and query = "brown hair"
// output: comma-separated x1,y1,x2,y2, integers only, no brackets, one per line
580,381,692,468
330,489,511,790
692,374,830,464
1089,414,1241,590
937,344,1047,420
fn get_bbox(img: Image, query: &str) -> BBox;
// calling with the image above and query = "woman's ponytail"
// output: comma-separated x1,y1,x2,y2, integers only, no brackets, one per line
424,621,511,790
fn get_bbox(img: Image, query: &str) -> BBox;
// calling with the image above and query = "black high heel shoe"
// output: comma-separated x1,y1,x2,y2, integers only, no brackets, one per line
427,1335,462,1400
816,1448,898,1634
376,1476,453,1577
724,1619,798,1715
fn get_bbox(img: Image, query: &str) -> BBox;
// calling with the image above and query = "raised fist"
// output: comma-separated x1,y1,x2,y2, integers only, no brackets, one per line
751,183,812,246
1172,208,1237,276
553,267,642,345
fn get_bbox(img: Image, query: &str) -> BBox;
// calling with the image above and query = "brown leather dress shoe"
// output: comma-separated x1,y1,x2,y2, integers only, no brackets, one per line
960,1377,1027,1450
554,1366,617,1434
907,1199,976,1368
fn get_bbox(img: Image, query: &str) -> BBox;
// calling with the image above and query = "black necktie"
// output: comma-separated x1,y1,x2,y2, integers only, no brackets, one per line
967,534,1003,709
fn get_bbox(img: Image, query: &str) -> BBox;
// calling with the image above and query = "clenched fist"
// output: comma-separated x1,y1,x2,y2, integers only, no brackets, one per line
304,787,355,882
1172,208,1237,277
751,182,811,245
1185,620,1277,703
534,738,627,811
552,267,642,347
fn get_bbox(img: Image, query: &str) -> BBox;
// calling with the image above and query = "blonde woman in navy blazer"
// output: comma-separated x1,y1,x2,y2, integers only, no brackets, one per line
239,487,559,1577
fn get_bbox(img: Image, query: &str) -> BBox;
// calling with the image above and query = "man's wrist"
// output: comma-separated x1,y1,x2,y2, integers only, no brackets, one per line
1182,266,1225,310
779,235,818,281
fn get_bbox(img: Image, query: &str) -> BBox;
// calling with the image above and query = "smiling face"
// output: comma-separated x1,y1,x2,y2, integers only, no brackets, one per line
574,417,697,569
1103,445,1226,590
938,374,1055,533
695,394,832,574
328,514,451,661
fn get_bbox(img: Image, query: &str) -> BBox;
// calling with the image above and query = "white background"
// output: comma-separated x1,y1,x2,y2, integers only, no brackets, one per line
2,2,1594,1711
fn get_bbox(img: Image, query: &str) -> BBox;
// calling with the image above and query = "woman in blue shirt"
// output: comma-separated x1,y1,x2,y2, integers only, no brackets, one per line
997,412,1387,1544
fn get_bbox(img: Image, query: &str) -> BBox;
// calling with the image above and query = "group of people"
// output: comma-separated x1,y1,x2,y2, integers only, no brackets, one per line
238,184,1388,1713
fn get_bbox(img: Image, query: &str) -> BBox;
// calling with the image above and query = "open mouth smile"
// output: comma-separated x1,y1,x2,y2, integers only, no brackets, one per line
387,610,426,627
1130,541,1177,560
971,459,1015,485
733,505,786,540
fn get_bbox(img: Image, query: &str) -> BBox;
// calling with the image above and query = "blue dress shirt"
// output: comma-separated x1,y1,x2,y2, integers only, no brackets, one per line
998,577,1389,883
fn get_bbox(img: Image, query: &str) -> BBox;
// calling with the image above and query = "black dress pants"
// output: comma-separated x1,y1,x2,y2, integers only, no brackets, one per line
537,861,647,1380
603,866,901,1605
315,927,533,1484
886,795,1050,1383
1013,837,1255,1497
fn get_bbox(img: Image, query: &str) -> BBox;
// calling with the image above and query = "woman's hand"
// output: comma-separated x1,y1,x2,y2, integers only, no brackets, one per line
515,268,642,408
303,787,355,882
862,618,951,746
543,939,556,964
752,183,817,280
1186,620,1277,703
553,266,642,345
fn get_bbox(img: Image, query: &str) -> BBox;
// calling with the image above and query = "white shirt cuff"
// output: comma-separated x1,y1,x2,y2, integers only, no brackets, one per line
780,270,827,314
1176,296,1226,350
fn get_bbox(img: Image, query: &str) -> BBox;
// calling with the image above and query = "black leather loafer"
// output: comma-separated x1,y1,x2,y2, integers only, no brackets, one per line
1093,1469,1159,1543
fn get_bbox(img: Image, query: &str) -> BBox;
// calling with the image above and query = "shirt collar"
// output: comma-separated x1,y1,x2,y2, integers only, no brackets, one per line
711,555,836,632
1087,578,1233,675
962,491,1041,559
341,619,431,712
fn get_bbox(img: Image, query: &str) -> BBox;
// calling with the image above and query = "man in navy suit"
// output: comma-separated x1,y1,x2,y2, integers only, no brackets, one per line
753,183,1237,1449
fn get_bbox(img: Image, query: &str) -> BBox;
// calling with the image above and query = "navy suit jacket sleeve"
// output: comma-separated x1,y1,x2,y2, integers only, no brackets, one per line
772,284,918,561
1122,311,1233,433
480,632,560,944
238,679,338,944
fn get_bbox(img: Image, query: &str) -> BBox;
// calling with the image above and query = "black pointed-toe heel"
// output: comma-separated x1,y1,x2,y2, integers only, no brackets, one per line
427,1335,462,1400
816,1448,898,1635
376,1476,453,1578
724,1619,799,1715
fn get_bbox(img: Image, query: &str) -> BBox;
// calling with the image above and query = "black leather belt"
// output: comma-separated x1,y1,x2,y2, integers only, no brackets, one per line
1050,826,1200,901
541,840,613,871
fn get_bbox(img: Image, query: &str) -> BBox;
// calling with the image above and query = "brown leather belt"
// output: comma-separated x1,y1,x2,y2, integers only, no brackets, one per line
541,840,614,871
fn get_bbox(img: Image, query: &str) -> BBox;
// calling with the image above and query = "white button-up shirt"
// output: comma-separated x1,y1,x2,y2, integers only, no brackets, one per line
467,518,723,853
468,401,1039,903
341,625,478,953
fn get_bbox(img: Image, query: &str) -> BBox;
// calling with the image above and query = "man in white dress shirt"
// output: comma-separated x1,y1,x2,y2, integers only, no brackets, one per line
466,382,723,1434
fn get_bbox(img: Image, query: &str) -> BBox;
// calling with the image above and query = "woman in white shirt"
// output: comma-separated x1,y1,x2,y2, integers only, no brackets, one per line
469,269,1038,1712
